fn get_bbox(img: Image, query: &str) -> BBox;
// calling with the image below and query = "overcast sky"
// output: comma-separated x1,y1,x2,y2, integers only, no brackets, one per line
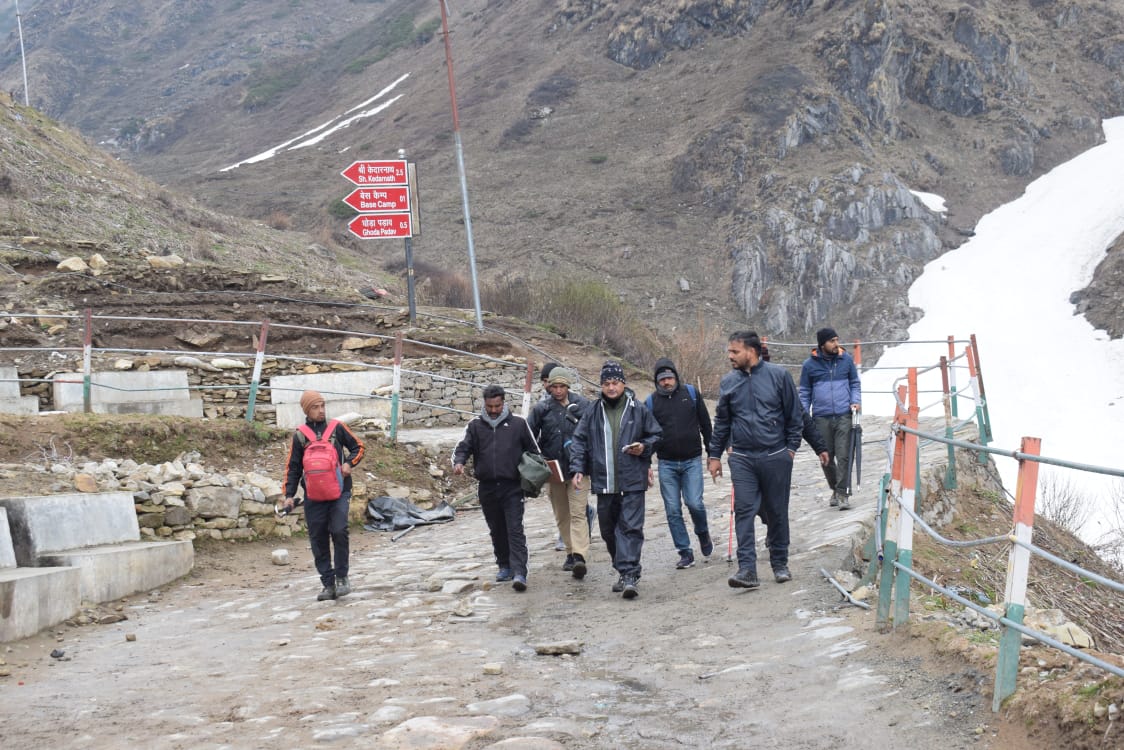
864,117,1124,548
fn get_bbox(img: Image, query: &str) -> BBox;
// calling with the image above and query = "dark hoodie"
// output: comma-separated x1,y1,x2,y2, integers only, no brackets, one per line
647,357,712,461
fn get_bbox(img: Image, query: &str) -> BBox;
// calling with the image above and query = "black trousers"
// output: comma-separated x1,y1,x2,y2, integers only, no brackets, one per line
596,491,646,579
304,490,350,587
728,450,793,572
478,480,528,578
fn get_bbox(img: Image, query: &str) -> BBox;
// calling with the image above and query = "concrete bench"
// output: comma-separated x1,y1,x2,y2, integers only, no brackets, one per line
52,370,203,417
270,370,392,429
0,492,193,606
0,507,82,642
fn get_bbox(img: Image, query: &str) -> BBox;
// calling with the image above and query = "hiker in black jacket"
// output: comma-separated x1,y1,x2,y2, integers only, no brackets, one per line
453,384,538,592
282,390,365,602
570,362,662,600
647,357,714,570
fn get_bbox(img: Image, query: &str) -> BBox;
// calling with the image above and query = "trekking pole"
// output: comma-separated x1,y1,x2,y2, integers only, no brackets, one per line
726,486,735,563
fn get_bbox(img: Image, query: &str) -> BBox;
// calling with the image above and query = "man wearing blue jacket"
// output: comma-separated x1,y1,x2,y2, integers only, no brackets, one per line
799,327,862,510
570,362,662,600
708,332,803,589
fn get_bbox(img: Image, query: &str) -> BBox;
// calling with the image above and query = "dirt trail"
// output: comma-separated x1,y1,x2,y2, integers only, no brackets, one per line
1,428,1035,749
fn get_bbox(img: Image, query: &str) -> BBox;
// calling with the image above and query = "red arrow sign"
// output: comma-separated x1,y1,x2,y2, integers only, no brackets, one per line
343,186,411,213
348,212,413,239
341,160,408,186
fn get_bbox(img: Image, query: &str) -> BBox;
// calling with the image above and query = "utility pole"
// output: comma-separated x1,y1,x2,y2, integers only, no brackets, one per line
15,0,30,106
438,0,484,331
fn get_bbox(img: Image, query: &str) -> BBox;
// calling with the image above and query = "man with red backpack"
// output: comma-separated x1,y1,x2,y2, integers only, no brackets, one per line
281,390,366,601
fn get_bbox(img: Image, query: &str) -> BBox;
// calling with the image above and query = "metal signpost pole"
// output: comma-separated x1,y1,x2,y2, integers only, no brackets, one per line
398,149,417,325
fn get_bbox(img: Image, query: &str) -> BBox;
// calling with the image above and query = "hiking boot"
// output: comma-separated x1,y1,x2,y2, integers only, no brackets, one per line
699,532,714,558
317,584,337,601
496,567,514,583
335,576,351,597
829,493,840,507
727,569,760,589
676,550,695,569
611,576,625,593
839,495,852,511
621,576,639,599
571,554,587,580
562,554,575,572
773,567,792,584
512,575,528,592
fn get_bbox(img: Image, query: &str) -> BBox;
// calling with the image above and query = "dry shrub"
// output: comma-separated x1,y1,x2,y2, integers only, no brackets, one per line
267,211,293,230
1038,470,1092,536
664,315,730,397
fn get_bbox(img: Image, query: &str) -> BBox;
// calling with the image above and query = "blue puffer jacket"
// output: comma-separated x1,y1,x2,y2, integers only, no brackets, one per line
568,392,662,494
798,348,861,418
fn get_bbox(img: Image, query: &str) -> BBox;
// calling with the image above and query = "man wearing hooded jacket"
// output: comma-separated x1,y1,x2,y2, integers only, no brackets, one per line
570,362,662,600
646,357,714,570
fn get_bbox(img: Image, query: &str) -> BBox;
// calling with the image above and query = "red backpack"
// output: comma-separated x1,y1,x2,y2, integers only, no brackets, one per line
297,420,343,501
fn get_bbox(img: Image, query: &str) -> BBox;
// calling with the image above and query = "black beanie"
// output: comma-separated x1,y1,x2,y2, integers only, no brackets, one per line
816,328,838,349
540,362,558,381
600,361,625,383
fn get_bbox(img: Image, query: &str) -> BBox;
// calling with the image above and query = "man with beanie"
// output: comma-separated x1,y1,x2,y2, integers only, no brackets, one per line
529,367,593,579
569,361,662,599
538,362,559,403
282,390,366,601
708,332,803,589
799,327,862,510
645,358,713,569
453,385,539,591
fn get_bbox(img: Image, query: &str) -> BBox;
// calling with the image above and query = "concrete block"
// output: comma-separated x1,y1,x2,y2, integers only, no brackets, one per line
40,540,194,603
270,371,393,429
0,508,15,569
0,566,81,642
0,367,38,415
0,493,140,565
52,370,203,417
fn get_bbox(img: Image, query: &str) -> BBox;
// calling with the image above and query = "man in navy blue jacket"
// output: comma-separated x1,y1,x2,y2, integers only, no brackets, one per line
708,332,803,589
570,362,662,600
799,327,862,510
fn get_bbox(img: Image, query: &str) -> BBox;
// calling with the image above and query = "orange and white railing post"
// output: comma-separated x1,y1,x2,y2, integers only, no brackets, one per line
993,437,1040,710
245,319,269,423
390,333,404,442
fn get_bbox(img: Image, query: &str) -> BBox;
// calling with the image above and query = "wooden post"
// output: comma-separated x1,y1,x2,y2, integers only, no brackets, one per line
893,370,920,628
520,360,533,417
246,320,269,423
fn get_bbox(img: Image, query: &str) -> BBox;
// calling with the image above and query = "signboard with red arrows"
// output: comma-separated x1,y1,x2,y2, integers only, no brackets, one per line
341,160,408,186
342,186,410,213
348,212,413,239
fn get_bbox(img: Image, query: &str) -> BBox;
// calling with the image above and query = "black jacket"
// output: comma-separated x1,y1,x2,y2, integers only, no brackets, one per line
708,360,803,458
453,410,537,483
528,392,590,479
284,418,365,499
569,391,662,494
647,357,712,461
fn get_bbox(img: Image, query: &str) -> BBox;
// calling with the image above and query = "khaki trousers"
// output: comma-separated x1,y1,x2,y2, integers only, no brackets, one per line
547,477,590,559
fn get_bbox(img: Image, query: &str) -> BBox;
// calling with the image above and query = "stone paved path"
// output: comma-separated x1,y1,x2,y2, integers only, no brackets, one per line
3,417,1000,749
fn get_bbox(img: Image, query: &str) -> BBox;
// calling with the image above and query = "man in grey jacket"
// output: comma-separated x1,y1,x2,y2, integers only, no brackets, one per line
707,332,803,589
570,362,662,600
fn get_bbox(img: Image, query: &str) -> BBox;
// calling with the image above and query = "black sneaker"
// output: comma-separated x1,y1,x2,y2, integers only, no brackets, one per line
571,554,587,580
335,576,351,597
512,575,528,592
773,567,792,584
562,554,575,572
317,584,337,601
611,576,625,593
495,567,514,582
676,551,695,569
622,577,639,599
699,532,714,558
829,493,840,507
728,569,760,589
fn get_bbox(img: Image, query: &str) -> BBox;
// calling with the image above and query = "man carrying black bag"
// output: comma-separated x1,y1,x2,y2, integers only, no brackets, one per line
453,384,539,592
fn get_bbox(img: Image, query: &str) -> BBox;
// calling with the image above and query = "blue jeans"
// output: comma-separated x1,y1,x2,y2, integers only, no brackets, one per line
658,457,709,553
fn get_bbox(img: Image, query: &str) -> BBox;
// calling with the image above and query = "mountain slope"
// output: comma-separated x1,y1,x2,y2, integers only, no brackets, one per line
3,0,1123,348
